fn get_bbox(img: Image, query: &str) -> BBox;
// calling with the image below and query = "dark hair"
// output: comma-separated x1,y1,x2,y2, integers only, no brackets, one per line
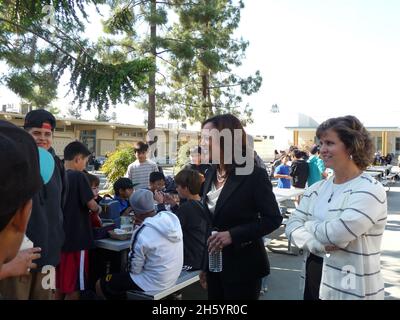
0,121,42,232
64,141,91,161
149,171,165,183
85,172,100,187
134,141,149,153
174,169,202,195
113,177,134,196
310,144,320,155
316,115,373,170
201,114,248,173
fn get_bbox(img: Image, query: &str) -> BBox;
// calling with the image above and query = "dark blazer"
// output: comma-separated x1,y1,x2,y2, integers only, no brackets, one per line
201,165,282,283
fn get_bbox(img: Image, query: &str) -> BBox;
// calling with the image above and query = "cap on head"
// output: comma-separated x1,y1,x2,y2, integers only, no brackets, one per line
23,109,56,131
129,189,155,215
0,120,42,231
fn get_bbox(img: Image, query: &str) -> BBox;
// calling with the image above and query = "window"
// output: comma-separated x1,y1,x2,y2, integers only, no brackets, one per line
377,137,383,152
395,137,400,153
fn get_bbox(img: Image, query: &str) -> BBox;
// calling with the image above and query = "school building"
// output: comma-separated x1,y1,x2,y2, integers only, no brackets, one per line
286,114,400,159
0,111,199,164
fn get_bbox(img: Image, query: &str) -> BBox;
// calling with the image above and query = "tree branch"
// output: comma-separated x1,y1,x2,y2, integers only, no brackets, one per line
0,17,81,65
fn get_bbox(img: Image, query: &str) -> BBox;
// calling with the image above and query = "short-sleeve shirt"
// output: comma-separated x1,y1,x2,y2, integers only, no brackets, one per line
62,170,95,252
275,164,291,188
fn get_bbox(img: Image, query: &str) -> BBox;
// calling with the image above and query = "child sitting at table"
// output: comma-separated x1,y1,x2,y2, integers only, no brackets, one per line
85,172,102,228
113,178,136,216
96,189,183,300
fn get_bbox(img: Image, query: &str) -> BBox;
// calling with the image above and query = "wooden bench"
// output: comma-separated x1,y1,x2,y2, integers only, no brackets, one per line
126,270,201,300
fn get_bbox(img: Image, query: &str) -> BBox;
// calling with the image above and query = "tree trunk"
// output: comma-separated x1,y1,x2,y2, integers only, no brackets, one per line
201,73,211,121
148,0,157,131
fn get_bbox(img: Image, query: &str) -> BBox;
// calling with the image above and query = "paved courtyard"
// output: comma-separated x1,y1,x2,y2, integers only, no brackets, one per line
182,182,400,300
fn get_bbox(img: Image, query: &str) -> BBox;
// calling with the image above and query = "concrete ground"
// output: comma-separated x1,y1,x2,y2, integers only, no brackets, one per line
94,170,400,300
182,182,400,300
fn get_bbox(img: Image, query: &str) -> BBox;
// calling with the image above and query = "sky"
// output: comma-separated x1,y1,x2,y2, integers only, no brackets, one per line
2,0,400,134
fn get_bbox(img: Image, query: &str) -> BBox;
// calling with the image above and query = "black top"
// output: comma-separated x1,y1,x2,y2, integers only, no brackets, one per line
26,150,65,268
201,166,282,281
290,159,309,188
62,170,95,252
176,200,211,270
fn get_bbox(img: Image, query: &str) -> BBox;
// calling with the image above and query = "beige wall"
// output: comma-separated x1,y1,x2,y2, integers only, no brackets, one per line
298,131,316,149
95,128,114,140
99,139,117,155
254,140,276,161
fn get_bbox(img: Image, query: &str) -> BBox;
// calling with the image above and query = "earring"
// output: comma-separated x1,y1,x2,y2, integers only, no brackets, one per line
350,155,353,160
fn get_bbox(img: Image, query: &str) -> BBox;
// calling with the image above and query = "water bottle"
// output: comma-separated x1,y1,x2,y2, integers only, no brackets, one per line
209,231,222,272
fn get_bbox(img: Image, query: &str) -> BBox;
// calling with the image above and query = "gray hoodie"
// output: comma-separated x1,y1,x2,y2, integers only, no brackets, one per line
128,211,183,291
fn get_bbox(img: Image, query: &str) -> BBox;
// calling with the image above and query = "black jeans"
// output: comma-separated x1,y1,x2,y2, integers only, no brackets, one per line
207,272,262,300
303,253,323,300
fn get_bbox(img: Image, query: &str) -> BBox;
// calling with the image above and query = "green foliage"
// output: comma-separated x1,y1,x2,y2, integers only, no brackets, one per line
173,140,198,174
0,0,153,111
101,144,135,193
158,0,262,125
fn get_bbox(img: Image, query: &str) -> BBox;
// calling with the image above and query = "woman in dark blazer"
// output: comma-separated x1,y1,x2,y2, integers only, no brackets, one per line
200,114,282,300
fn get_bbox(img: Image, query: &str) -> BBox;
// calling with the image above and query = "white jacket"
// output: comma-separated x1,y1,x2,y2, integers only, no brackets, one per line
285,173,387,300
128,211,183,292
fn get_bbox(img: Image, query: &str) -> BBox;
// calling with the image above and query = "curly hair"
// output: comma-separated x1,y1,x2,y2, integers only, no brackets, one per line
316,115,374,170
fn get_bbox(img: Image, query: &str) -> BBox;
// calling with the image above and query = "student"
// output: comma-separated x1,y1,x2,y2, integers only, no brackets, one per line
274,155,292,188
307,145,327,187
85,173,102,228
148,171,166,193
125,141,159,189
0,121,42,287
0,109,66,300
113,178,135,216
57,141,102,300
174,169,210,271
290,149,309,189
96,189,183,300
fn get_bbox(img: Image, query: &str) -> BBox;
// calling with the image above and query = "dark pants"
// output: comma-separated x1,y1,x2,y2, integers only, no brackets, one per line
303,253,323,300
207,272,261,300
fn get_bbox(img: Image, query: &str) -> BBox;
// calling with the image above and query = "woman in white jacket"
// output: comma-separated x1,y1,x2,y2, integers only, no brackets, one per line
285,115,387,300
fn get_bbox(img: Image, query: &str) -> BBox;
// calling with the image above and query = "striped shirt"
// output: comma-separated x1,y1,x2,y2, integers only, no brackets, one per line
285,172,387,300
125,160,158,189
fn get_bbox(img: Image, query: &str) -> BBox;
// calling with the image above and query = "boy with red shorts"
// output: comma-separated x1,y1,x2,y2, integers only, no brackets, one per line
56,142,101,300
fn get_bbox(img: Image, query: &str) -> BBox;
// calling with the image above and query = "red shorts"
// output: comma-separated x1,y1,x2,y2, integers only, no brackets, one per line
56,250,89,294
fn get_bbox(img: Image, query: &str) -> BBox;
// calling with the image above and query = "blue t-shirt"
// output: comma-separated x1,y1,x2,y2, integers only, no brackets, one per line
114,195,130,214
275,164,291,188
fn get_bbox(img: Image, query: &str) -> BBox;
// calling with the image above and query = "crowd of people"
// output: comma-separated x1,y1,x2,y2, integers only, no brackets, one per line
0,110,388,301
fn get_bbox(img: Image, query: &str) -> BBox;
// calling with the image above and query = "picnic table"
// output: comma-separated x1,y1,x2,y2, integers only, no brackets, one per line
266,187,305,255
273,187,305,203
95,238,131,252
94,233,200,300
365,165,393,175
